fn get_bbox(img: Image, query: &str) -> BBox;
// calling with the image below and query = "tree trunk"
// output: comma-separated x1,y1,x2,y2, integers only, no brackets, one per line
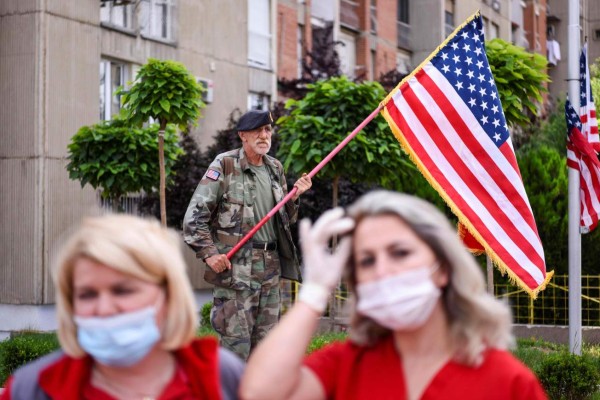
329,175,340,328
158,122,167,226
111,195,121,213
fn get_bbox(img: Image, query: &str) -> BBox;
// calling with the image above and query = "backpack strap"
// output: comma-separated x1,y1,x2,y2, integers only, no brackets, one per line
218,348,245,400
9,351,64,400
222,156,235,177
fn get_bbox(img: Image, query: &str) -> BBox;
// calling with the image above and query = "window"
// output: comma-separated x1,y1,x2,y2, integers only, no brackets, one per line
489,22,499,39
99,59,128,121
298,25,305,78
338,31,357,78
140,0,175,41
594,29,600,41
100,2,134,30
370,0,377,34
397,0,410,49
397,0,409,24
396,52,411,74
248,92,270,111
444,0,454,37
370,50,376,81
248,0,271,69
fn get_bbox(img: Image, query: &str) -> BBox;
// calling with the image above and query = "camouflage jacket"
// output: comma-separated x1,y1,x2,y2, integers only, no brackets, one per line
183,147,301,289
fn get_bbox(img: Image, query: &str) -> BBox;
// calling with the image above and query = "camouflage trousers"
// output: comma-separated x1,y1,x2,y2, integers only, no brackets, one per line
211,248,281,361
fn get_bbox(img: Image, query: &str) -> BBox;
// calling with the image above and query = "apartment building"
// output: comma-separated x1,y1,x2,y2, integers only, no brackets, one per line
0,0,565,336
279,0,523,91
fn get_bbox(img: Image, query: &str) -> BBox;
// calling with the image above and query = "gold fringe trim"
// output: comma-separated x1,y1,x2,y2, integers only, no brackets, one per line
380,77,553,300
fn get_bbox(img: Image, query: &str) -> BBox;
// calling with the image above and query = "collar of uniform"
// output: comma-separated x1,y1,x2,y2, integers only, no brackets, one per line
238,148,279,182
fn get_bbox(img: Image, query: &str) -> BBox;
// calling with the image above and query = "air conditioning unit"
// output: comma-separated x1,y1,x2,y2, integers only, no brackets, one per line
196,77,214,103
492,0,501,12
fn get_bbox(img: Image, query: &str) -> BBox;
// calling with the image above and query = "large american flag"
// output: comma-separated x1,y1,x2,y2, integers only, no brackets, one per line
566,99,600,233
580,43,599,150
380,12,550,296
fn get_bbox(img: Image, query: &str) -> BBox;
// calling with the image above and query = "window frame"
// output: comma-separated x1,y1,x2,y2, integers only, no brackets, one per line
247,0,272,69
140,0,176,43
247,92,271,111
100,59,129,121
100,1,135,32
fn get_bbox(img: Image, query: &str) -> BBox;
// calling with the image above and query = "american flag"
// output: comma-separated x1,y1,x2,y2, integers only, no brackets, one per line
566,99,600,233
580,43,599,150
380,12,550,296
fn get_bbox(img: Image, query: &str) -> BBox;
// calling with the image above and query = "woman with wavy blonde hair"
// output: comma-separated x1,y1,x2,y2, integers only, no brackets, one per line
2,214,243,400
241,190,546,400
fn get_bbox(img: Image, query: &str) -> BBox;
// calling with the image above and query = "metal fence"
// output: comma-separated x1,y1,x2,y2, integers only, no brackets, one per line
495,275,600,326
283,275,600,326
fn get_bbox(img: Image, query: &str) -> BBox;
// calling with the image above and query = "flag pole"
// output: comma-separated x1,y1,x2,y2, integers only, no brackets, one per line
567,0,582,355
226,104,384,259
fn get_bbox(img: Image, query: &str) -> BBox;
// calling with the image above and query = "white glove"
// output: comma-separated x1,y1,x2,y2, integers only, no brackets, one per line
298,208,355,313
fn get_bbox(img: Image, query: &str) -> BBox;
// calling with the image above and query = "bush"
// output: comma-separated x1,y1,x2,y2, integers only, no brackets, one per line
0,332,60,385
306,332,347,354
538,352,600,399
200,301,213,328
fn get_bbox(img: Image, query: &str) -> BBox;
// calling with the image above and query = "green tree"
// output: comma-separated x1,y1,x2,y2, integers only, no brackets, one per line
485,38,550,129
66,118,182,210
517,144,568,274
120,58,204,225
276,76,412,207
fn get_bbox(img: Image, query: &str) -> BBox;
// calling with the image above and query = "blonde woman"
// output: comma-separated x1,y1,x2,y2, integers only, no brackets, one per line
240,190,546,400
2,215,243,400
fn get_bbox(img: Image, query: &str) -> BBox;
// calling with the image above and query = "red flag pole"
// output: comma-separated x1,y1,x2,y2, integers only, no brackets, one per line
226,104,384,259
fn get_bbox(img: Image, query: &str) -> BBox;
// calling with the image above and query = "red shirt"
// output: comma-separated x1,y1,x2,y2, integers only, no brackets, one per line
82,364,196,399
2,338,222,400
304,335,547,400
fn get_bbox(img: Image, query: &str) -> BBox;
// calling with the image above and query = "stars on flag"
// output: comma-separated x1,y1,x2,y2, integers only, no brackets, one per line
431,17,509,147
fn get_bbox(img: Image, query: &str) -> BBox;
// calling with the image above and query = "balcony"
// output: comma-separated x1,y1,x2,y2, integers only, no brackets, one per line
397,21,411,50
340,0,360,31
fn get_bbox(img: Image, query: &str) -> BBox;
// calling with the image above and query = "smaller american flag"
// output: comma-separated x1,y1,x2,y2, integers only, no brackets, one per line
580,43,599,150
205,169,221,181
566,99,600,233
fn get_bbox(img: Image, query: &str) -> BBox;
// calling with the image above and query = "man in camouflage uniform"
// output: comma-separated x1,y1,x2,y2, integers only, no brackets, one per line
183,110,312,360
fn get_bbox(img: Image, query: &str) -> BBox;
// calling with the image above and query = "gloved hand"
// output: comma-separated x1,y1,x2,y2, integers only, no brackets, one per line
298,208,355,313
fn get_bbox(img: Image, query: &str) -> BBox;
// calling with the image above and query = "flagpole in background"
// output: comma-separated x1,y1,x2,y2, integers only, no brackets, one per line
567,0,582,355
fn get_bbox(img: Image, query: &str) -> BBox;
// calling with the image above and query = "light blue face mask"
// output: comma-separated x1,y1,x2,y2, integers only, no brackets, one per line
74,306,161,367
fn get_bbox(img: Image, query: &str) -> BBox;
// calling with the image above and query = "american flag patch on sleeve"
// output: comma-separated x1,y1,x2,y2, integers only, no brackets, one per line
205,169,221,181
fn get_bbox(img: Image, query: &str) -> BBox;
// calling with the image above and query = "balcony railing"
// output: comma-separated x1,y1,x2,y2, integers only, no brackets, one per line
397,21,411,50
340,0,359,31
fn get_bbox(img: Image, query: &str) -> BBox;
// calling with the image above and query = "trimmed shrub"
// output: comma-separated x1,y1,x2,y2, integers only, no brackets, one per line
200,301,213,328
0,332,60,385
306,332,347,354
538,352,600,400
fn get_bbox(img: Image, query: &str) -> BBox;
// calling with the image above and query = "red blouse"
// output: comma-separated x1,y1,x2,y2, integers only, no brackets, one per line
304,335,547,400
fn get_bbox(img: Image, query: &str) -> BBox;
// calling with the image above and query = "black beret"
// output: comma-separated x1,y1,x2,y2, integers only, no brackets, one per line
237,110,274,131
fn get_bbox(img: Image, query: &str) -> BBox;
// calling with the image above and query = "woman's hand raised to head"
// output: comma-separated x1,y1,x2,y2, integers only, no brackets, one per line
298,208,355,313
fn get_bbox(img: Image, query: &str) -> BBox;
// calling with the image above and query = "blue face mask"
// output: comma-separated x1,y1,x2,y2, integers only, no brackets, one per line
74,306,161,367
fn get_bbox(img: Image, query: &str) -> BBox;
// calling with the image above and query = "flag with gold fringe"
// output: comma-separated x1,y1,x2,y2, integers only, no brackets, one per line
379,12,552,297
